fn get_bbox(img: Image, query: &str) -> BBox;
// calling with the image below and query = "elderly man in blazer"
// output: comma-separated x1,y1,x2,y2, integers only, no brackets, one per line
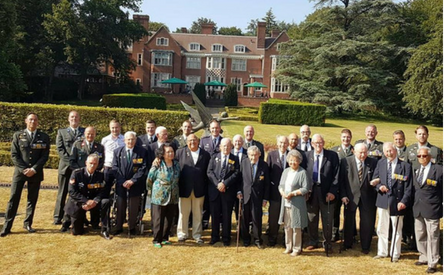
232,134,247,221
412,147,443,274
243,125,264,161
69,126,105,171
207,138,240,246
305,134,339,253
372,142,412,262
112,131,148,236
53,110,84,225
1,113,50,237
339,143,378,254
176,134,211,244
238,146,270,249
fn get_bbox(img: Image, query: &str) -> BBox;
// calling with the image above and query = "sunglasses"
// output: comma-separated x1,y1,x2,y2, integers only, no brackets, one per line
417,155,429,158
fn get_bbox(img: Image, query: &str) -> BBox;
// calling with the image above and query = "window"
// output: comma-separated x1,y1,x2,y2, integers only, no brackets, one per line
152,52,172,66
271,77,289,93
137,53,143,66
156,37,169,46
230,77,242,91
189,43,200,51
206,57,225,69
231,59,246,71
186,57,201,69
234,45,245,53
212,44,223,52
151,73,171,87
185,76,201,90
135,78,142,86
271,57,280,71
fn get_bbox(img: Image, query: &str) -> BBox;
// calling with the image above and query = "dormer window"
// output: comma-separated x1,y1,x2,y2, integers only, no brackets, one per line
156,37,169,46
212,44,223,52
189,43,200,51
234,45,245,53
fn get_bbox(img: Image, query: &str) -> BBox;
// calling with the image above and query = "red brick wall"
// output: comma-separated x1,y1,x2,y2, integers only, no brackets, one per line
237,97,268,107
163,94,193,104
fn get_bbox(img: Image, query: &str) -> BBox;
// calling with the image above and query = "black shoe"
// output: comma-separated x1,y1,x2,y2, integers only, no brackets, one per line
101,231,111,240
414,261,427,266
91,224,101,230
256,243,264,249
60,225,69,232
268,242,276,247
243,242,250,247
129,229,137,236
0,230,10,237
426,267,437,273
362,249,370,254
24,225,36,233
112,229,123,236
209,239,219,245
223,242,230,247
53,220,62,225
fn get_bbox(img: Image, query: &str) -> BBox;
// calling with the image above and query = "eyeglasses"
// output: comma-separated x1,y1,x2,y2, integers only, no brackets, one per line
417,155,429,158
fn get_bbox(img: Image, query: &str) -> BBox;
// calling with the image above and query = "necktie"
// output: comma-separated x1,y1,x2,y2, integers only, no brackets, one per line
313,155,320,183
30,132,34,141
247,142,251,148
280,154,285,169
213,138,217,147
417,167,425,186
252,164,256,180
358,161,363,182
304,143,308,152
220,156,227,180
127,150,131,164
387,161,392,193
367,143,371,150
345,148,348,154
74,129,77,137
150,136,154,143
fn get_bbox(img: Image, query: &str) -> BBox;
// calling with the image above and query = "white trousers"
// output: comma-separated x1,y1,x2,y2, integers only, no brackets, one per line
177,191,205,240
415,216,441,268
376,207,403,259
283,207,302,253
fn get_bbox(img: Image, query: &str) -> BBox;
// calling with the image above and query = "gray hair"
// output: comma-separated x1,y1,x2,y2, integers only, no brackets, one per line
233,134,244,142
87,153,99,162
155,126,167,135
247,145,261,156
354,142,367,152
417,146,431,155
383,142,395,151
124,131,136,139
276,135,288,143
287,149,302,163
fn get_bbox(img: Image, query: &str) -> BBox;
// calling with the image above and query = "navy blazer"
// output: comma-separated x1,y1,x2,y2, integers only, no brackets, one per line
200,135,223,156
240,158,270,204
412,163,443,219
373,158,412,216
176,147,211,198
305,149,340,203
112,145,148,197
207,153,240,201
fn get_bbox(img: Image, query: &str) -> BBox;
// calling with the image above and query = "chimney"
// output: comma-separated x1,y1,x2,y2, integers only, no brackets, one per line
271,29,280,38
133,14,149,33
201,23,214,35
257,22,266,49
181,27,188,33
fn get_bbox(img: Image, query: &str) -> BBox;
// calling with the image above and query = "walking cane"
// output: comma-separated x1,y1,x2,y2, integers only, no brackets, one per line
236,198,242,253
391,216,400,262
127,189,131,238
326,199,330,257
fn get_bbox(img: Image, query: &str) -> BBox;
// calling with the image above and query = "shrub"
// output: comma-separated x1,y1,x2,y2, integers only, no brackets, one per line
193,83,206,105
0,102,188,144
223,84,238,106
102,93,166,110
259,99,326,126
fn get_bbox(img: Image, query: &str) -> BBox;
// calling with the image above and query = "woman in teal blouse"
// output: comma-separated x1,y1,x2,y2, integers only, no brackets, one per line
147,143,180,248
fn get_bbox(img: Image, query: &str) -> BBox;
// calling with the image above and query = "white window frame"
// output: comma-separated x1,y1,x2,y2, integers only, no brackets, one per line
230,77,242,91
231,59,246,71
206,57,225,69
137,53,143,66
152,52,172,66
185,75,201,90
151,73,171,88
156,37,169,46
212,44,223,52
234,45,245,53
271,77,289,93
186,57,201,69
189,43,200,51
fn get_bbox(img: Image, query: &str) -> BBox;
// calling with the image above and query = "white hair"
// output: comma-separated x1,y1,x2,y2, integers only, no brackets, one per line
124,131,136,139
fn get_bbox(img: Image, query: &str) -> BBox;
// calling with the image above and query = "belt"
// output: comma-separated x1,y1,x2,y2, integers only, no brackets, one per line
313,182,321,186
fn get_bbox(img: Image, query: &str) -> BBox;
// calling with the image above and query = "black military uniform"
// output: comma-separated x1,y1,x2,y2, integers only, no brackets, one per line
1,129,50,236
70,140,105,171
64,168,110,235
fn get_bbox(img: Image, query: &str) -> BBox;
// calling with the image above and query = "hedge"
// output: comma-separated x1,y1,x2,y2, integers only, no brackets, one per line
223,84,238,106
102,93,166,110
0,102,189,144
259,99,326,126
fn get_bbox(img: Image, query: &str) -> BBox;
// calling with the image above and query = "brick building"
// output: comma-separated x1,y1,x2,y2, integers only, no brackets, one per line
129,15,291,99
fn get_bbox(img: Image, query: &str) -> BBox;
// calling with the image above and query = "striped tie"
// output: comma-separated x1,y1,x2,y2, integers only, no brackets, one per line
358,161,363,182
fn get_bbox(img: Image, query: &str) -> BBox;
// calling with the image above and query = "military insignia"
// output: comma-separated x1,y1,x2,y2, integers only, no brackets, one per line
215,157,219,162
259,175,265,181
78,182,84,188
426,179,437,187
133,158,143,164
393,174,407,181
69,178,76,185
228,159,235,165
431,158,436,164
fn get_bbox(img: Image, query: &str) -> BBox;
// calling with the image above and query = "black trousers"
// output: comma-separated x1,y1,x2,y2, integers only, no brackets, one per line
54,168,72,222
268,199,281,245
210,195,235,243
344,199,376,250
307,185,335,248
2,173,41,232
241,199,263,245
71,199,110,235
152,204,176,243
116,195,140,231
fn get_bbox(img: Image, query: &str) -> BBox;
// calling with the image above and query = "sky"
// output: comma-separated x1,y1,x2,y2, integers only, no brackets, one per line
137,0,318,31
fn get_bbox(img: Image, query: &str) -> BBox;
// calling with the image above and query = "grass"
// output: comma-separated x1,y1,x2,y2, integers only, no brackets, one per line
0,167,442,274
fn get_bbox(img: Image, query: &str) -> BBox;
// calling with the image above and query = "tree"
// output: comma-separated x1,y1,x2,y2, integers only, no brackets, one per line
276,0,408,115
262,8,278,36
245,19,258,36
400,0,443,122
148,21,169,35
218,27,243,36
43,0,147,100
190,17,217,34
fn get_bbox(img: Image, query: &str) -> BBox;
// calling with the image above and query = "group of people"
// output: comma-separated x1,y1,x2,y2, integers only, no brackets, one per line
0,111,442,273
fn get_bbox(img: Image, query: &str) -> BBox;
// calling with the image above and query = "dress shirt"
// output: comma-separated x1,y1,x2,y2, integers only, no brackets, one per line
314,150,324,183
417,162,431,186
101,134,125,167
190,148,200,165
387,158,398,179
